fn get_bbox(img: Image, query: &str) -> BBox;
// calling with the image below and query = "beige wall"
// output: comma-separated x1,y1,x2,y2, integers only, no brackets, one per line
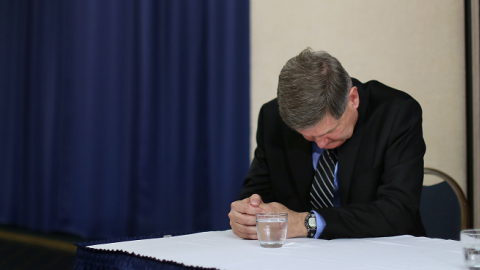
250,0,466,191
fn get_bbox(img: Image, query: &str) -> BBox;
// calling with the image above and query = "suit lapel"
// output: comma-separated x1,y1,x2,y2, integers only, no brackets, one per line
338,80,368,206
284,126,313,209
337,122,364,206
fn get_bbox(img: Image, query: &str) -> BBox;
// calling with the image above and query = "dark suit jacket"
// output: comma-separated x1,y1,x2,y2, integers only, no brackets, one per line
240,79,426,239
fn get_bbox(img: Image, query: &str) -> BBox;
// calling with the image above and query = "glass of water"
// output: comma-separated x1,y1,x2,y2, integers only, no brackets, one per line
461,229,480,269
255,212,288,248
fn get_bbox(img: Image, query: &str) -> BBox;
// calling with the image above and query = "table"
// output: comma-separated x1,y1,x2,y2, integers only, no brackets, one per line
75,230,464,270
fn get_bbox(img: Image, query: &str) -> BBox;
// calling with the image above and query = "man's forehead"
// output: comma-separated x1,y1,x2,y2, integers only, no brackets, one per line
300,114,340,136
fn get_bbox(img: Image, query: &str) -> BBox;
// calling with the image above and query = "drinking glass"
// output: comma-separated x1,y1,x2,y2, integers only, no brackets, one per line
461,229,480,269
255,212,288,248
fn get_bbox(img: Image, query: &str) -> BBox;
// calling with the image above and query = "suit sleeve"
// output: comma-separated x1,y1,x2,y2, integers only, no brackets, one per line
238,104,274,202
317,98,426,239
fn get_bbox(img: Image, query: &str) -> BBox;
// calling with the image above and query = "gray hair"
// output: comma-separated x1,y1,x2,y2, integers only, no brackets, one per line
277,48,352,131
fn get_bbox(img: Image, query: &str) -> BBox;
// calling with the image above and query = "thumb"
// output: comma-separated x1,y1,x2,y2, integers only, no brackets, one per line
249,194,263,207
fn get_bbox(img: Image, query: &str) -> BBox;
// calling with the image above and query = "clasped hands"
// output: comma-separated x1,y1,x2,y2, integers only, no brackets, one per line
228,194,309,239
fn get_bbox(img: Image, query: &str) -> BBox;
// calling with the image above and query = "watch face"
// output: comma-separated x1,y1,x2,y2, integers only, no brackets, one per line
308,217,316,228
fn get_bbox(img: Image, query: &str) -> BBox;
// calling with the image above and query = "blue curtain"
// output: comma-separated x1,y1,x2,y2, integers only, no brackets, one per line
0,0,250,239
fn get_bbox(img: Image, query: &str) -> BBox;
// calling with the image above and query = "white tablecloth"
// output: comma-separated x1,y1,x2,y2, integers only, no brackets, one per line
88,230,464,270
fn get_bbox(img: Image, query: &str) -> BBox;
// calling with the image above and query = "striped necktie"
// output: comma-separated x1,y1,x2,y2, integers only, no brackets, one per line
310,148,337,208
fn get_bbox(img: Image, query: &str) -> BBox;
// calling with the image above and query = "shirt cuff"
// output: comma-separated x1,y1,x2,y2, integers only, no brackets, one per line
312,210,326,239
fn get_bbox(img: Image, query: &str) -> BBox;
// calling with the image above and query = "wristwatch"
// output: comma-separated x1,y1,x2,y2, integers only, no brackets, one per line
305,211,317,238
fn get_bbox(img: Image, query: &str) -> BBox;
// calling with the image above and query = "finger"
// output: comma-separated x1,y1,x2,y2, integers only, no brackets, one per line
232,222,258,236
249,194,263,207
229,210,257,226
230,222,258,240
231,200,265,215
258,202,285,213
257,202,274,212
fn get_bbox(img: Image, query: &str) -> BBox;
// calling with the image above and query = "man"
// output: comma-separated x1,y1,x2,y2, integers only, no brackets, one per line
228,48,426,240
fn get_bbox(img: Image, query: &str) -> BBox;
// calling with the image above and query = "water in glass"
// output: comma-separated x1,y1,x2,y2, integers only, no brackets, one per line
256,217,287,248
464,246,480,269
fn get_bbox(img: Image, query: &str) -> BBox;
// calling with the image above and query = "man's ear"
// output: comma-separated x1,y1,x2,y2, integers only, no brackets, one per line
349,86,359,109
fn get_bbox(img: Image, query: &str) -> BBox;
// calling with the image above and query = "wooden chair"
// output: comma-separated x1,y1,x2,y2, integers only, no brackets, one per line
419,167,469,240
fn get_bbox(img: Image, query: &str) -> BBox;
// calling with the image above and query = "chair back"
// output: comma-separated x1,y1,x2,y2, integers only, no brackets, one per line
419,168,469,240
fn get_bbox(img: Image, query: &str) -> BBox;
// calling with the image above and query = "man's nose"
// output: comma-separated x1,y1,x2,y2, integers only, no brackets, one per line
315,138,329,149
